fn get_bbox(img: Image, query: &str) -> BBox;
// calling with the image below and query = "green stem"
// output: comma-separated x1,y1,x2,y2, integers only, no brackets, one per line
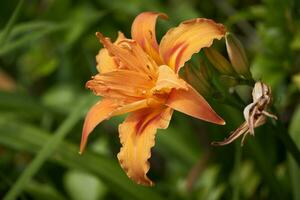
237,77,255,86
247,140,286,199
3,96,91,200
271,121,300,167
232,142,242,200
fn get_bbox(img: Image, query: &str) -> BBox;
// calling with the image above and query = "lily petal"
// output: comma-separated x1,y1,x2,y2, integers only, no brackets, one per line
159,18,226,72
117,107,173,186
86,70,155,101
131,12,168,64
151,65,188,94
243,102,257,134
165,84,225,125
96,32,158,77
96,32,126,73
80,98,161,154
80,99,119,153
112,98,161,116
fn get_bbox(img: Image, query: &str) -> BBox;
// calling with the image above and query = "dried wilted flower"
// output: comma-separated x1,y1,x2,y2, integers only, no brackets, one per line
212,81,277,146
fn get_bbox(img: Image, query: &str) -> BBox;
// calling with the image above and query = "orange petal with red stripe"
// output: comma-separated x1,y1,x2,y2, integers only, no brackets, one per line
165,84,225,125
131,12,168,64
159,18,226,72
80,99,119,153
117,107,173,186
80,98,160,154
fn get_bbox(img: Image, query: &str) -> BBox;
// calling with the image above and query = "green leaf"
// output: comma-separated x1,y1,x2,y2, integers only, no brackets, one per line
292,74,300,91
3,96,92,200
238,161,260,198
64,7,106,49
246,140,286,199
0,0,24,46
64,170,106,200
195,166,225,200
0,102,164,200
0,23,67,56
25,180,66,200
288,105,300,200
41,85,78,114
0,91,48,117
1,21,57,41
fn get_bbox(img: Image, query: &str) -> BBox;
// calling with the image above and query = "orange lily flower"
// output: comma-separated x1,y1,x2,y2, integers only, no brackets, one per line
80,12,226,186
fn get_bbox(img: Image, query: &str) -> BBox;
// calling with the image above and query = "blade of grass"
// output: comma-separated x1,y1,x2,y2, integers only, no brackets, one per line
0,0,24,46
3,95,93,200
0,117,164,200
0,23,68,56
1,21,57,40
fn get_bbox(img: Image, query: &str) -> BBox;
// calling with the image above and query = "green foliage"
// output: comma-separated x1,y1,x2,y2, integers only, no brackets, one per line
1,0,300,200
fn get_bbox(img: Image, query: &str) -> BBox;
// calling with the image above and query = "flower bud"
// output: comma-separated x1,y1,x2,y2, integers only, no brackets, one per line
219,75,239,88
204,47,235,75
183,63,211,96
225,32,251,78
197,57,211,81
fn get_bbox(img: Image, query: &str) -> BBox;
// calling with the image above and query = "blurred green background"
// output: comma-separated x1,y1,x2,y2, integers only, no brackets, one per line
1,0,300,199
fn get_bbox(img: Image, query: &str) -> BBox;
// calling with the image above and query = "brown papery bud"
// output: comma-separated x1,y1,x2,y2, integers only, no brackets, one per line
225,32,251,78
204,47,235,76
